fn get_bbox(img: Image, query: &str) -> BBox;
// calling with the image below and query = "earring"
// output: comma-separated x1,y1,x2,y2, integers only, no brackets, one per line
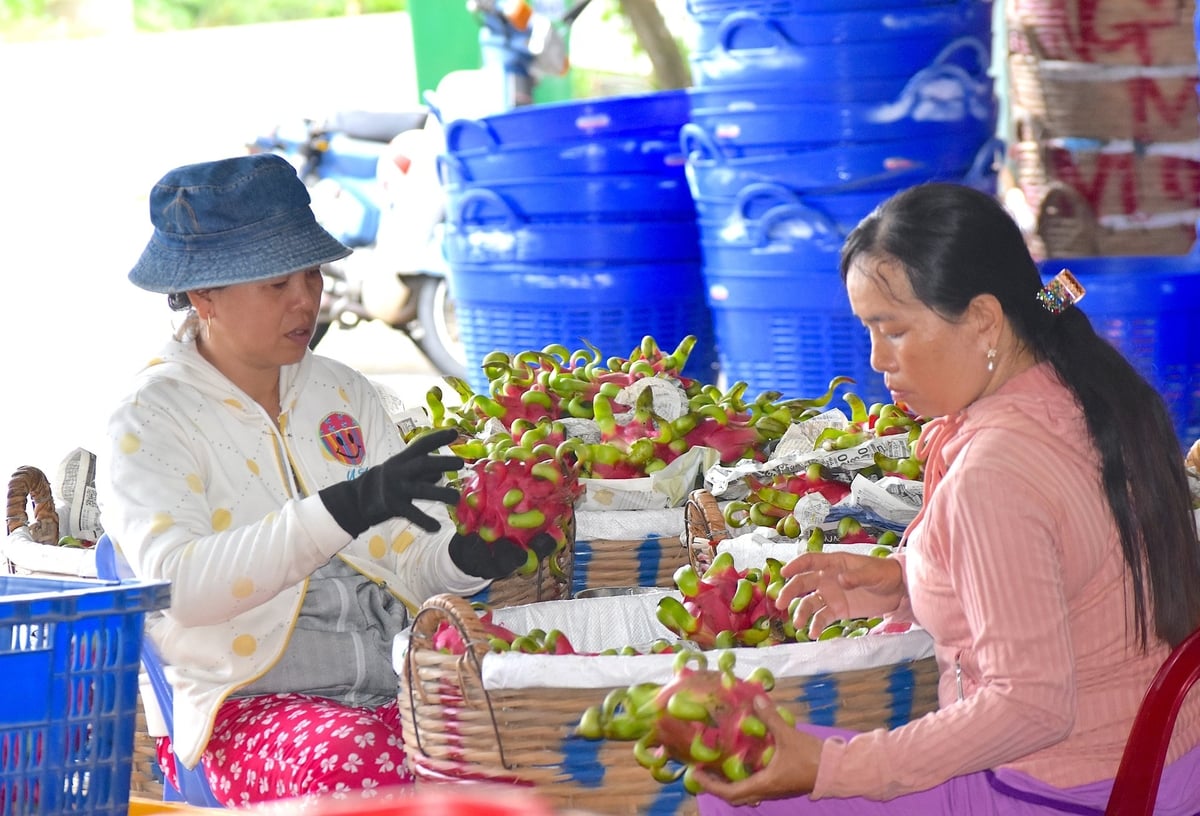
986,348,997,373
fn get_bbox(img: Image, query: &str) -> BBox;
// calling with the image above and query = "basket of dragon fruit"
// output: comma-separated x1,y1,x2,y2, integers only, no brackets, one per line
396,568,938,816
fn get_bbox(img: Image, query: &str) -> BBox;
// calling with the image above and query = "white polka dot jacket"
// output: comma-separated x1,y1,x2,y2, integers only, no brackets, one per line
96,337,487,770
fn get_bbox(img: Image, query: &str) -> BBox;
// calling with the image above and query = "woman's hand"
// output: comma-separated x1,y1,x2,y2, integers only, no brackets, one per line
777,551,906,640
694,695,821,805
318,428,463,537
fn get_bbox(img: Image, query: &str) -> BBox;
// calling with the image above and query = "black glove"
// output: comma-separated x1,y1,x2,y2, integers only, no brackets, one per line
319,428,464,537
449,531,558,580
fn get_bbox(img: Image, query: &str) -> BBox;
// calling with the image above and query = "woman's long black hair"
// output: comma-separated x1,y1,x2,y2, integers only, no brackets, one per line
840,182,1200,649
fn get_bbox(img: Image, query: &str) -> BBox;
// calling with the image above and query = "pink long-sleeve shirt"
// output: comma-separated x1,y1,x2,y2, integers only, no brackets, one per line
813,362,1200,801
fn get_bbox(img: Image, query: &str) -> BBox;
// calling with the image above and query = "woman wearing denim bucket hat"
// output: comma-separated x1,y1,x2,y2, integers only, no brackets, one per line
96,154,554,804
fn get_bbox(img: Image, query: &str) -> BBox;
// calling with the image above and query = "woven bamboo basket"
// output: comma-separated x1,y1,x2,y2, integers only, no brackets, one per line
398,594,940,815
1007,0,1197,66
1008,55,1200,143
5,465,166,800
571,534,691,594
572,507,693,594
1012,137,1200,221
1011,134,1200,257
1031,180,1198,258
130,704,165,799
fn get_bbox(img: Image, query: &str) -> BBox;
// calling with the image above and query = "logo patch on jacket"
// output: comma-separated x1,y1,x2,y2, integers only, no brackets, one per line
320,412,366,466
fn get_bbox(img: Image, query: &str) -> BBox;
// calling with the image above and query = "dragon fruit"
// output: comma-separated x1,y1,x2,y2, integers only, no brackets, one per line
576,650,794,792
431,610,581,655
450,453,583,574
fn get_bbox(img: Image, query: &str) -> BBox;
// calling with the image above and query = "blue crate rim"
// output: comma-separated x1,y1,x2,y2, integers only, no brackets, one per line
0,576,171,616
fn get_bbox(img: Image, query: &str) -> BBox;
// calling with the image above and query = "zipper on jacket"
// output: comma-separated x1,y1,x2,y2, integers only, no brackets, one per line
268,414,306,499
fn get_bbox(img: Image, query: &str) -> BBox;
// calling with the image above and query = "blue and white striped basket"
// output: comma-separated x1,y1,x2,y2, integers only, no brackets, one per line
398,592,938,816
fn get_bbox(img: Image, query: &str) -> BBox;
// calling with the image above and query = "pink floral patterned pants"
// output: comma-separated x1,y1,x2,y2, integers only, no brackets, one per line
157,693,414,807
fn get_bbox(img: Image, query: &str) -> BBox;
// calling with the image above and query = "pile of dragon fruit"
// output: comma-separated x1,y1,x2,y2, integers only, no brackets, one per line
420,335,925,566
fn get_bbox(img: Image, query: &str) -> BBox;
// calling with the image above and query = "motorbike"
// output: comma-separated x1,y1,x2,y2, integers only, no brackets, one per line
249,108,465,377
247,0,593,379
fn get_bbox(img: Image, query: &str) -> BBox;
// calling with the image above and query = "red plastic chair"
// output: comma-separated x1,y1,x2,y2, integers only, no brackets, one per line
1105,625,1200,815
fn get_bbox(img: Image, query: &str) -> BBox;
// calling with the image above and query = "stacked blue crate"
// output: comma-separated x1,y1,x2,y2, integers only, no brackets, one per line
683,0,1002,404
436,90,719,394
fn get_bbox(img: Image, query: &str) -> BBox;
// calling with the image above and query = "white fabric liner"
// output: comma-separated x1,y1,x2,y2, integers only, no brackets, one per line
394,589,935,692
575,507,686,540
1,527,97,578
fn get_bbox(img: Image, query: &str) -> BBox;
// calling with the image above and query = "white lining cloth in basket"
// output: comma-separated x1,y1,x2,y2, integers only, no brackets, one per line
393,590,935,692
1,529,97,577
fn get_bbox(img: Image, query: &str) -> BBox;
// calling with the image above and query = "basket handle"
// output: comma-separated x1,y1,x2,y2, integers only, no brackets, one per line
449,187,526,229
436,152,472,188
1036,181,1101,257
734,181,801,221
403,593,518,769
715,10,793,56
930,35,991,77
679,122,725,164
443,118,502,154
963,137,1005,191
881,58,990,126
751,201,844,252
6,466,59,544
409,592,494,656
682,488,729,573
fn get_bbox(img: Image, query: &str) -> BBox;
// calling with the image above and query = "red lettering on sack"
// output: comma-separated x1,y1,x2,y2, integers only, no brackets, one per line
1130,77,1197,138
1017,0,1183,64
1047,150,1138,214
1158,156,1200,205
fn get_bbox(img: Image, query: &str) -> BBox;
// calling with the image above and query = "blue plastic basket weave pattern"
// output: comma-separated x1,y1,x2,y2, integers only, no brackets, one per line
0,577,170,816
451,261,719,395
706,268,889,405
1040,256,1200,445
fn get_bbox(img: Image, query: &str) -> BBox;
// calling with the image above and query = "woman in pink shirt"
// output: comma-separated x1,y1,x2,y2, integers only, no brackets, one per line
698,183,1200,814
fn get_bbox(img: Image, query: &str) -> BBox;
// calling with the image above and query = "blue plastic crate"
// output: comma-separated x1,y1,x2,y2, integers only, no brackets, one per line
1039,255,1200,446
0,576,170,816
705,266,888,405
449,260,720,395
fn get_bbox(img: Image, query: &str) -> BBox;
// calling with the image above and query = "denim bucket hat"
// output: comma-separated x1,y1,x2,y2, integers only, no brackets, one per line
129,153,351,294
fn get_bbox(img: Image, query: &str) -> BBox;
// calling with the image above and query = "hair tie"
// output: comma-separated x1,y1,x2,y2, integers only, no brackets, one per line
1037,269,1086,315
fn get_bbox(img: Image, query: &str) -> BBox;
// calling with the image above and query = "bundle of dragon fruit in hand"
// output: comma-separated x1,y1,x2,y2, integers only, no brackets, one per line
576,650,794,793
449,453,583,577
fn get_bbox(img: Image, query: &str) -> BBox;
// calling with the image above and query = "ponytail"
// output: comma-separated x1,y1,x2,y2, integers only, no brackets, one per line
842,183,1200,649
1037,308,1200,647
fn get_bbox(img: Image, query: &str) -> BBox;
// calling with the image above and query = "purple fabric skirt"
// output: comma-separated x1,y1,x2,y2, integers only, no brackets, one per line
697,724,1200,816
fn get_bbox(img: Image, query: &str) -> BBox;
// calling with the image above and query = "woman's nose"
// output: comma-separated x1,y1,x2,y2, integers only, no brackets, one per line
869,342,892,374
291,274,322,307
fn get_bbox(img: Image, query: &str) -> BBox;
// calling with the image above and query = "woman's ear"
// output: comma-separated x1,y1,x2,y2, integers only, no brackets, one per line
967,292,1004,344
188,288,215,320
